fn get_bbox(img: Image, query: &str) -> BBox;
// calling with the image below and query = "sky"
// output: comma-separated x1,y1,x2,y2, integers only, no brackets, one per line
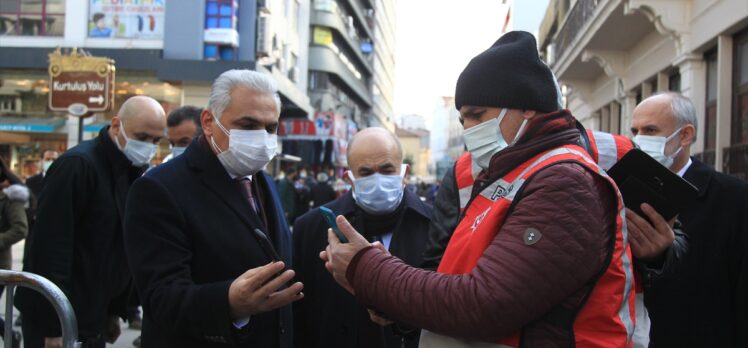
393,0,551,126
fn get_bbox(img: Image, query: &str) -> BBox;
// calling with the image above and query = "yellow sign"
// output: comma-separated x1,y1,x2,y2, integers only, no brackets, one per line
313,27,333,46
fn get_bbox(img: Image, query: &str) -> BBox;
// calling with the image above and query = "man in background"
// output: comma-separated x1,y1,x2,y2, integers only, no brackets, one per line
162,106,202,163
16,96,166,348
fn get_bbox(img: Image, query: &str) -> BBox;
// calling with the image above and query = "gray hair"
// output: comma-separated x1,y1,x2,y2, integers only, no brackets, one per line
658,92,698,142
207,69,282,120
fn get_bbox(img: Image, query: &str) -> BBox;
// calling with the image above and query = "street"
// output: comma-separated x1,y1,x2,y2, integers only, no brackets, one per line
0,242,140,348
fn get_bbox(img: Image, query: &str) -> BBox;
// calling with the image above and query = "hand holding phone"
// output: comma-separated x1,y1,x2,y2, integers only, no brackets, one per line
319,207,349,243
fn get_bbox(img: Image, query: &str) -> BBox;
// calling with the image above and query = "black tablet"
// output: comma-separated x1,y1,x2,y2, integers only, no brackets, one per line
606,149,698,221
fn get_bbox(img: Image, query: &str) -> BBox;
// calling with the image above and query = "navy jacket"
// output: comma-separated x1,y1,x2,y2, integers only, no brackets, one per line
124,137,293,348
292,190,432,348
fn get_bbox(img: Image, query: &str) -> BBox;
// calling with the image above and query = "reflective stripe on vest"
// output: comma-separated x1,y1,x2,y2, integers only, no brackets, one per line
439,145,636,347
453,130,634,212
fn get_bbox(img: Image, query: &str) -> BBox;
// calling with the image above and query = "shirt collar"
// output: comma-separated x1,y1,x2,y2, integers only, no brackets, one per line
676,158,693,177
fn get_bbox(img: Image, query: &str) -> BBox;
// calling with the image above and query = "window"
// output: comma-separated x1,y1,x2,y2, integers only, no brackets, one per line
0,0,66,36
204,0,238,61
669,69,681,92
705,51,718,151
733,31,748,145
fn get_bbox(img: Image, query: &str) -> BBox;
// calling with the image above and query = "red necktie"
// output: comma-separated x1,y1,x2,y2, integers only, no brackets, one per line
238,178,259,213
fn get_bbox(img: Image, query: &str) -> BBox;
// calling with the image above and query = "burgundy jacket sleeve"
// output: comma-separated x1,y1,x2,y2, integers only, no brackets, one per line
346,162,617,342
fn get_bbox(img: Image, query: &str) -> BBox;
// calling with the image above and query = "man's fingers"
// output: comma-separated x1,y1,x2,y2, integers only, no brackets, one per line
247,262,286,290
640,203,674,239
336,215,366,244
626,208,654,243
257,269,296,297
327,228,340,247
264,282,305,310
319,249,329,262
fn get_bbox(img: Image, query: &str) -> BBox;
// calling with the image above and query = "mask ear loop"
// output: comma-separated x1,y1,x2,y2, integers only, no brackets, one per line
209,113,230,154
664,127,684,157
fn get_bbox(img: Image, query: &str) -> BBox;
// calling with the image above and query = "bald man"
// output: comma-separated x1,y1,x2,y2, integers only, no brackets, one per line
16,96,166,348
292,128,432,348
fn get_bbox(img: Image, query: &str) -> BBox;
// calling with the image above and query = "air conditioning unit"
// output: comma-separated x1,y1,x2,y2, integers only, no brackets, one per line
256,15,272,56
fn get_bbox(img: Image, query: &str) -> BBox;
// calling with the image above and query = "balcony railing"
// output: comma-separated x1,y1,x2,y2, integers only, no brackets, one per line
552,0,598,67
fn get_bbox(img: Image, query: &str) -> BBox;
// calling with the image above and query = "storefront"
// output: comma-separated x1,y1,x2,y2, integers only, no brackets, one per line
0,68,183,177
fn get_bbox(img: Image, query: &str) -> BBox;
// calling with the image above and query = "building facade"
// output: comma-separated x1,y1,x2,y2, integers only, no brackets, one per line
277,0,394,171
538,0,748,178
0,0,311,177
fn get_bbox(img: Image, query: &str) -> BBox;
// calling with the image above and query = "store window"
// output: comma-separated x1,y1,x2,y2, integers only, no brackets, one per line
0,70,183,172
0,0,66,36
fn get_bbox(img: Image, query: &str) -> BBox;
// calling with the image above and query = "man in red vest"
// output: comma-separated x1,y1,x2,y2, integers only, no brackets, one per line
321,31,636,347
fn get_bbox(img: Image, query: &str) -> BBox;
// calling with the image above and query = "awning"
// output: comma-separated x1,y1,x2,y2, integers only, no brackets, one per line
0,116,66,133
83,122,110,133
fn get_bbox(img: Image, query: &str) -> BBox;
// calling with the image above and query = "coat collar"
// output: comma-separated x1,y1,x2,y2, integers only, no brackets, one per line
184,136,268,231
325,189,431,220
682,157,713,198
97,125,139,177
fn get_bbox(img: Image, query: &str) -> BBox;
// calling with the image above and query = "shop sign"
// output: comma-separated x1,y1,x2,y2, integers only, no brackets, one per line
313,27,333,46
88,0,166,40
48,48,116,113
204,28,239,47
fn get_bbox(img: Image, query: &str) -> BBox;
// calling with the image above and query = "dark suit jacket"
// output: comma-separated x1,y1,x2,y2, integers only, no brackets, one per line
124,137,293,348
645,158,748,347
292,190,431,348
16,126,141,339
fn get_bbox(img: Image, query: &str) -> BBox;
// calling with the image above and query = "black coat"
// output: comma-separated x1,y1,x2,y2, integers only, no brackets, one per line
309,181,335,208
123,137,293,348
16,126,142,339
292,190,432,348
645,158,748,347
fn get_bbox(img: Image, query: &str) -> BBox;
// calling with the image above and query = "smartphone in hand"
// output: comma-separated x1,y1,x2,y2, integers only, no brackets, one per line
319,207,349,243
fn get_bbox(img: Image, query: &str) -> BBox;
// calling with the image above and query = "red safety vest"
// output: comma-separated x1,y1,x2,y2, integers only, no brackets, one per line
439,144,636,347
454,130,634,213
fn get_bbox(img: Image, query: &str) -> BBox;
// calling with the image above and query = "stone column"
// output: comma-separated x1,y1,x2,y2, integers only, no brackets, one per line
715,35,734,172
674,54,707,155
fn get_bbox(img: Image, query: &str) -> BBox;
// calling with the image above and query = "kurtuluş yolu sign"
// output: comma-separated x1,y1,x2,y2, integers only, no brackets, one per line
48,48,116,115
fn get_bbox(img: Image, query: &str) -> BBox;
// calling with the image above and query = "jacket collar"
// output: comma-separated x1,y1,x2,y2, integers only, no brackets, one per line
184,136,268,231
325,189,431,220
97,125,139,176
682,157,713,198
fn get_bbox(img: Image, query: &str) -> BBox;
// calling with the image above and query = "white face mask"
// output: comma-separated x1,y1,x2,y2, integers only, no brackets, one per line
462,108,528,170
348,164,407,215
210,118,277,178
42,160,53,173
633,127,683,169
171,146,187,158
117,121,158,167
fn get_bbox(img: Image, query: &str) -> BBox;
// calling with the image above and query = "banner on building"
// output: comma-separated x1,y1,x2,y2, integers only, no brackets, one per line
88,0,166,40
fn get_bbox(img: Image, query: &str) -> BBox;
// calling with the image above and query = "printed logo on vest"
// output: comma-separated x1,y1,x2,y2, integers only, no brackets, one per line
491,183,514,200
471,207,491,233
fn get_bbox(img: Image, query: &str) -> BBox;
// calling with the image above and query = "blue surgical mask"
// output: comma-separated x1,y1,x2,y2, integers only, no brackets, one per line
171,146,187,158
117,121,157,167
462,108,528,170
348,164,407,215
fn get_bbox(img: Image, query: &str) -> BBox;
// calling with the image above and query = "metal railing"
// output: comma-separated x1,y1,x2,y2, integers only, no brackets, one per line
0,270,80,348
552,0,598,66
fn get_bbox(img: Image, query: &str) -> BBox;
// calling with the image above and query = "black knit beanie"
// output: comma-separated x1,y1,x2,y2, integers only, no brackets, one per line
455,31,559,113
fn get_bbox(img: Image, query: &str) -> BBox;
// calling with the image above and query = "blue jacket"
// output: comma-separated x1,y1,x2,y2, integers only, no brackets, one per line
124,136,293,348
